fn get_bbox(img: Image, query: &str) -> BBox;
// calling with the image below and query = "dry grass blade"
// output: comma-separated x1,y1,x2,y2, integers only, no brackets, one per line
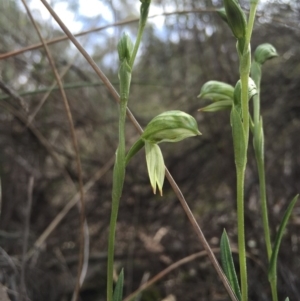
20,1,86,300
0,8,216,60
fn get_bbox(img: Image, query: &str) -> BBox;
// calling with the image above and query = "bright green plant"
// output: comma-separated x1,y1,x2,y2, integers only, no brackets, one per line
198,1,298,301
107,2,201,301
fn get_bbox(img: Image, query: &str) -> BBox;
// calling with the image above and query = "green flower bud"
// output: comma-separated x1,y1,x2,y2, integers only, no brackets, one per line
117,32,133,62
141,110,201,144
145,141,165,196
140,0,151,27
233,77,257,107
223,0,247,40
217,7,228,24
254,43,278,65
198,81,234,102
198,100,232,112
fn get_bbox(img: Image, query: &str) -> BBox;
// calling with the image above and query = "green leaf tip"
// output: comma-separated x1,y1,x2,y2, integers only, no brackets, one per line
220,230,242,301
268,194,299,282
198,80,234,102
142,110,201,144
254,43,278,65
113,269,124,301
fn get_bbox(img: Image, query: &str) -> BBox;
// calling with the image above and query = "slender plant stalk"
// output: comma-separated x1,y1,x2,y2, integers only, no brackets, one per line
236,169,247,301
107,100,127,301
237,2,259,300
107,3,151,300
252,62,277,301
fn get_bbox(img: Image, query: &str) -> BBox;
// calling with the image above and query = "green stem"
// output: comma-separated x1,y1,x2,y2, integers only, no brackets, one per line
252,69,276,300
255,154,272,259
252,76,272,262
240,71,250,141
107,99,127,301
237,168,248,301
129,1,150,68
245,1,259,52
235,4,260,300
129,24,144,69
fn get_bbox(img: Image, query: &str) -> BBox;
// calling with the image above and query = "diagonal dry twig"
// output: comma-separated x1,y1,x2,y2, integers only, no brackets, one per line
20,2,86,300
0,100,72,182
0,78,28,111
0,8,298,61
0,9,216,60
38,2,238,301
20,176,34,301
123,249,218,301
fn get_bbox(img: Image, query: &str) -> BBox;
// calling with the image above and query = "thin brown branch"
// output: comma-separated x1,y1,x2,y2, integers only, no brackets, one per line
27,58,76,126
124,246,265,301
0,8,298,61
0,8,216,60
20,176,34,301
20,2,86,300
0,100,72,182
38,1,238,300
0,79,28,111
123,249,218,301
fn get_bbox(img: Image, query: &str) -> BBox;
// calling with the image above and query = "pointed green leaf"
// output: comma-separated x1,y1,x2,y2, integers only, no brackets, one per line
284,298,290,301
268,195,299,282
198,100,232,112
220,230,242,301
113,269,124,301
230,107,246,170
145,142,165,196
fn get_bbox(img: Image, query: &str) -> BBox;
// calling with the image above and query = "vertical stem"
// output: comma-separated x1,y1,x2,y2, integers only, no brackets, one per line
237,168,247,301
256,156,272,259
236,3,259,301
129,24,145,69
107,100,127,301
252,71,276,300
